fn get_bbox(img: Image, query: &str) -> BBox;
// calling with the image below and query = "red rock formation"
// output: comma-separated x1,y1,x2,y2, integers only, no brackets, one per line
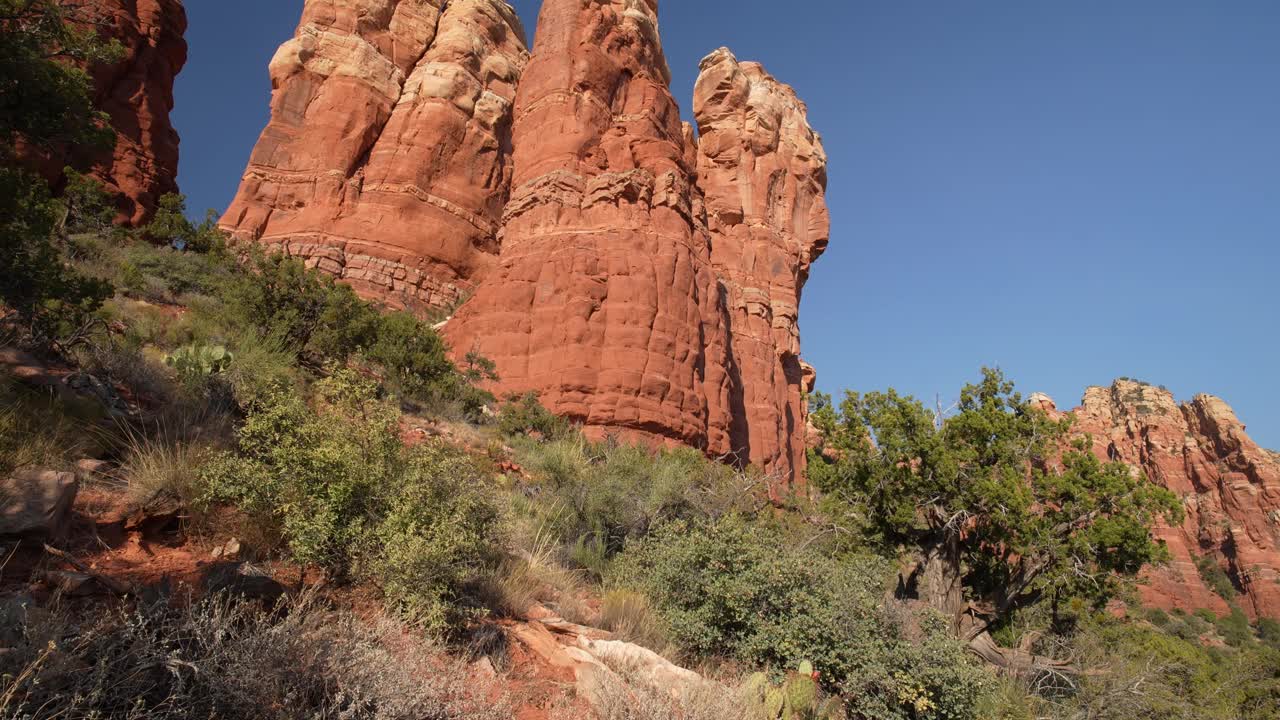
227,0,831,485
21,0,188,226
1039,381,1280,618
443,0,737,459
693,48,830,480
220,0,528,311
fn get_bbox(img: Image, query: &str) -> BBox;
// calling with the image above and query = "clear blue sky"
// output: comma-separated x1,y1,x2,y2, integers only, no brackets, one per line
173,1,1280,449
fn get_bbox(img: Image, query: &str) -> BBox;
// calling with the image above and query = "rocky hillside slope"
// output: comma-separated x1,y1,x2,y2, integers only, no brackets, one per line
1034,381,1280,618
221,0,829,485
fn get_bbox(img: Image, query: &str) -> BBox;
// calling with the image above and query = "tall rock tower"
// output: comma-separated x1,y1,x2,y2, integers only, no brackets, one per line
443,0,737,460
220,1,529,311
224,0,831,486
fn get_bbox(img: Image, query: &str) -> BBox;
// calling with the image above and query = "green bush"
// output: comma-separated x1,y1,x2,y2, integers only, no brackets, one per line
121,242,236,301
1061,616,1280,720
224,248,378,361
0,167,114,346
612,517,991,719
1258,617,1280,650
513,436,749,567
62,167,116,234
200,369,501,634
1197,556,1238,601
142,193,226,252
1217,606,1254,647
497,392,572,439
373,443,502,631
368,310,492,417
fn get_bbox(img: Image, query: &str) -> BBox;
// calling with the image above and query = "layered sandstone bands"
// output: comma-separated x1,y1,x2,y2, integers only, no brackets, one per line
23,0,188,226
1038,381,1280,618
220,0,529,310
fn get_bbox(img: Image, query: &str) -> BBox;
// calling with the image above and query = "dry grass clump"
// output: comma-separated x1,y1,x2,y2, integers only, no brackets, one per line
118,428,210,512
0,592,509,720
590,663,757,720
599,590,673,657
0,382,100,475
488,530,593,625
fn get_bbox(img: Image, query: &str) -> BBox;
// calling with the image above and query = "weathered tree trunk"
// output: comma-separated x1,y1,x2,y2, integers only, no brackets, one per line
964,627,1073,676
908,532,1077,676
914,533,966,630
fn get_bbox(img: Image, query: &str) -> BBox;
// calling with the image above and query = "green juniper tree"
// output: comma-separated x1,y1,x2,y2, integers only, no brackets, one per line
808,368,1183,673
1,0,120,346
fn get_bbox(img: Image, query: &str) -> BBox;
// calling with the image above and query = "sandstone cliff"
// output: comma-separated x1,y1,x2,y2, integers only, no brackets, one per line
1037,381,1280,618
220,0,529,311
23,0,188,226
227,0,831,485
694,48,830,481
443,0,738,461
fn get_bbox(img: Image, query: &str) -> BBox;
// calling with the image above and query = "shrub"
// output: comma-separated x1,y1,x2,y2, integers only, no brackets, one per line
373,442,503,633
200,369,501,634
224,248,378,361
1258,617,1280,650
498,392,573,439
513,436,751,569
62,167,115,234
1197,556,1238,601
0,592,510,720
367,310,492,418
141,193,226,252
0,168,114,347
1216,606,1254,647
120,241,235,301
612,517,991,719
1060,616,1276,720
367,310,453,394
200,371,401,573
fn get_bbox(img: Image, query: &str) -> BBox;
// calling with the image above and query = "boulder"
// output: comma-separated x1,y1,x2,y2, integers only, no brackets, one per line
0,470,78,538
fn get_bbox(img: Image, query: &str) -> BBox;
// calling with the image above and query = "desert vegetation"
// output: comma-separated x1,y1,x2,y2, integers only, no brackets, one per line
4,3,1280,719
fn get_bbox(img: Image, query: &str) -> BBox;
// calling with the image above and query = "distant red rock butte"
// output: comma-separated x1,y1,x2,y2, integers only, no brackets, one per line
1032,381,1280,619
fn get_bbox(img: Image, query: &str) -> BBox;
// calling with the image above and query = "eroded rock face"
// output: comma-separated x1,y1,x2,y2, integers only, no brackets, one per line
220,0,528,310
1044,381,1280,618
693,48,830,480
443,0,737,459
22,0,188,226
228,0,830,485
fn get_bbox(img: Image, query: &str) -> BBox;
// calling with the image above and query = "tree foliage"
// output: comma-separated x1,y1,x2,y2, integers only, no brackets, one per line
808,369,1183,668
0,0,120,346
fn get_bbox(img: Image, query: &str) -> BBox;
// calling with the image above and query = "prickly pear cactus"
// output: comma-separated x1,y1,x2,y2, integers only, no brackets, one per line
165,343,233,383
745,662,842,720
